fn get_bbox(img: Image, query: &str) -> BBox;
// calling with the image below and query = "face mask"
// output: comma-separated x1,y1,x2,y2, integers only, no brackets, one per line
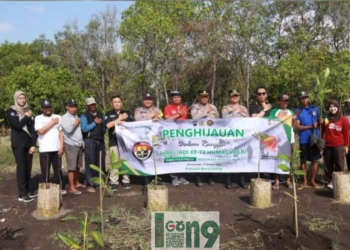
329,104,338,114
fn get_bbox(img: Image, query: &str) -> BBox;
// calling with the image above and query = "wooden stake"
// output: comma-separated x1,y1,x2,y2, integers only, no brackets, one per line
99,151,104,236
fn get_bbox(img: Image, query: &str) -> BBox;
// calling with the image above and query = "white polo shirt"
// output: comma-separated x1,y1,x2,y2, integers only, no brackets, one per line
34,114,62,152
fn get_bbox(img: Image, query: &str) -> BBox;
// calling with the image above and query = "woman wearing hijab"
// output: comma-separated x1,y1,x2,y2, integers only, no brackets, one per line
321,100,349,189
6,91,38,202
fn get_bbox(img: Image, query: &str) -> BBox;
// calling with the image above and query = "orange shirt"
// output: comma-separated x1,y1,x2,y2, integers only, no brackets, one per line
163,104,188,120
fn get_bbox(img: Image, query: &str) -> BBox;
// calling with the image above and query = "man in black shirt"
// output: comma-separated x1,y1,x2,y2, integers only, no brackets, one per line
249,86,272,117
249,86,273,186
105,95,134,190
80,97,106,193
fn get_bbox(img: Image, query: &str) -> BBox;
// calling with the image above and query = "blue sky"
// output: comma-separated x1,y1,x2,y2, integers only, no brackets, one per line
0,1,134,44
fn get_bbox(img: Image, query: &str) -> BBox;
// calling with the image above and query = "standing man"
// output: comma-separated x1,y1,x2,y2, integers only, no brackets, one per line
7,90,38,202
80,97,106,193
191,90,219,187
269,94,295,189
344,97,350,169
34,100,66,194
294,91,322,189
61,99,85,195
249,86,273,184
134,93,163,188
163,91,190,186
222,90,249,189
105,95,134,191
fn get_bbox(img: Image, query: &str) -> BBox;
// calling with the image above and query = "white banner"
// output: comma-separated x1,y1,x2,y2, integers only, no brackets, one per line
115,118,291,176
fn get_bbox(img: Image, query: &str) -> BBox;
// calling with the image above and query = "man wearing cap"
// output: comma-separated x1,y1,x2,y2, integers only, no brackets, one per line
294,91,322,189
135,93,164,188
164,91,190,186
34,99,66,194
105,95,134,190
222,90,249,189
269,94,295,189
134,93,163,121
191,90,219,187
61,99,85,195
80,97,106,193
344,97,350,168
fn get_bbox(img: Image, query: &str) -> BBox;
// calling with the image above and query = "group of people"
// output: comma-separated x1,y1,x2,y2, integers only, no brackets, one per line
6,87,350,202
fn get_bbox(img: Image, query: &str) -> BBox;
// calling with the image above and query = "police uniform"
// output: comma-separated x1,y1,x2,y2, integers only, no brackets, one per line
192,90,218,187
134,93,164,187
221,90,249,189
134,107,163,121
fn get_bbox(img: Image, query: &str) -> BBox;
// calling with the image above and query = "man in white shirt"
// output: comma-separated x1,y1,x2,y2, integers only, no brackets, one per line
34,99,66,194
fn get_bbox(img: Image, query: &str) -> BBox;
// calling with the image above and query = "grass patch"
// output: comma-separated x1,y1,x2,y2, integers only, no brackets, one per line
300,212,343,234
54,204,197,249
220,229,265,250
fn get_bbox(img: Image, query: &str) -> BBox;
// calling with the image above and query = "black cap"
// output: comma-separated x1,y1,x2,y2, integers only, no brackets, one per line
198,90,209,96
229,90,240,96
278,94,290,101
298,91,309,99
143,93,153,99
66,99,78,106
41,99,52,108
170,91,181,97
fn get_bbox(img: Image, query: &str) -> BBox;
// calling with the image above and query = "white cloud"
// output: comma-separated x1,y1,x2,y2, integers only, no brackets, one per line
30,6,45,13
0,21,14,33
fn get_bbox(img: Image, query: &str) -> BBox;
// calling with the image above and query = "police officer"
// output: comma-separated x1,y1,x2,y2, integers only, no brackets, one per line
134,93,163,121
134,93,164,188
221,90,249,189
191,90,219,187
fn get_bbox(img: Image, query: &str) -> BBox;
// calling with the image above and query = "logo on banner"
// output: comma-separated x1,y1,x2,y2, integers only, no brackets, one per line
152,212,220,250
132,141,153,160
261,135,278,152
207,120,214,126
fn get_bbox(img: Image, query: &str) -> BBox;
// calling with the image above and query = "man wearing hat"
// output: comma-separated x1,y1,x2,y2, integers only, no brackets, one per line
294,91,322,189
344,97,350,168
191,90,219,187
269,94,295,190
61,99,85,195
164,90,190,186
35,99,66,194
222,90,249,189
135,93,164,188
105,94,134,191
134,93,163,121
80,97,106,193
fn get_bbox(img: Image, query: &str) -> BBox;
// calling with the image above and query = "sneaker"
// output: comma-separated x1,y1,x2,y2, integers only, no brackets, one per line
196,176,203,187
327,182,333,189
172,179,180,187
123,183,131,190
208,178,216,186
111,184,118,192
28,191,38,198
87,187,96,193
61,190,67,195
225,180,233,189
18,194,33,203
179,177,189,185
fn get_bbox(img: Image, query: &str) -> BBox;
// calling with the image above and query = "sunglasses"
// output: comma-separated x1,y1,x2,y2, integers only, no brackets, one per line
257,92,266,96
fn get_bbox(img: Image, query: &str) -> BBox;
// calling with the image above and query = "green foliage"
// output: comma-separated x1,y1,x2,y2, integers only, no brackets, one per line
57,212,104,250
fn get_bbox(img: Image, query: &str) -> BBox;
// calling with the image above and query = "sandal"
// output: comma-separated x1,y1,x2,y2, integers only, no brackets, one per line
87,187,96,193
311,184,323,189
286,183,293,189
76,184,87,188
298,183,308,190
272,184,279,190
69,190,82,195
